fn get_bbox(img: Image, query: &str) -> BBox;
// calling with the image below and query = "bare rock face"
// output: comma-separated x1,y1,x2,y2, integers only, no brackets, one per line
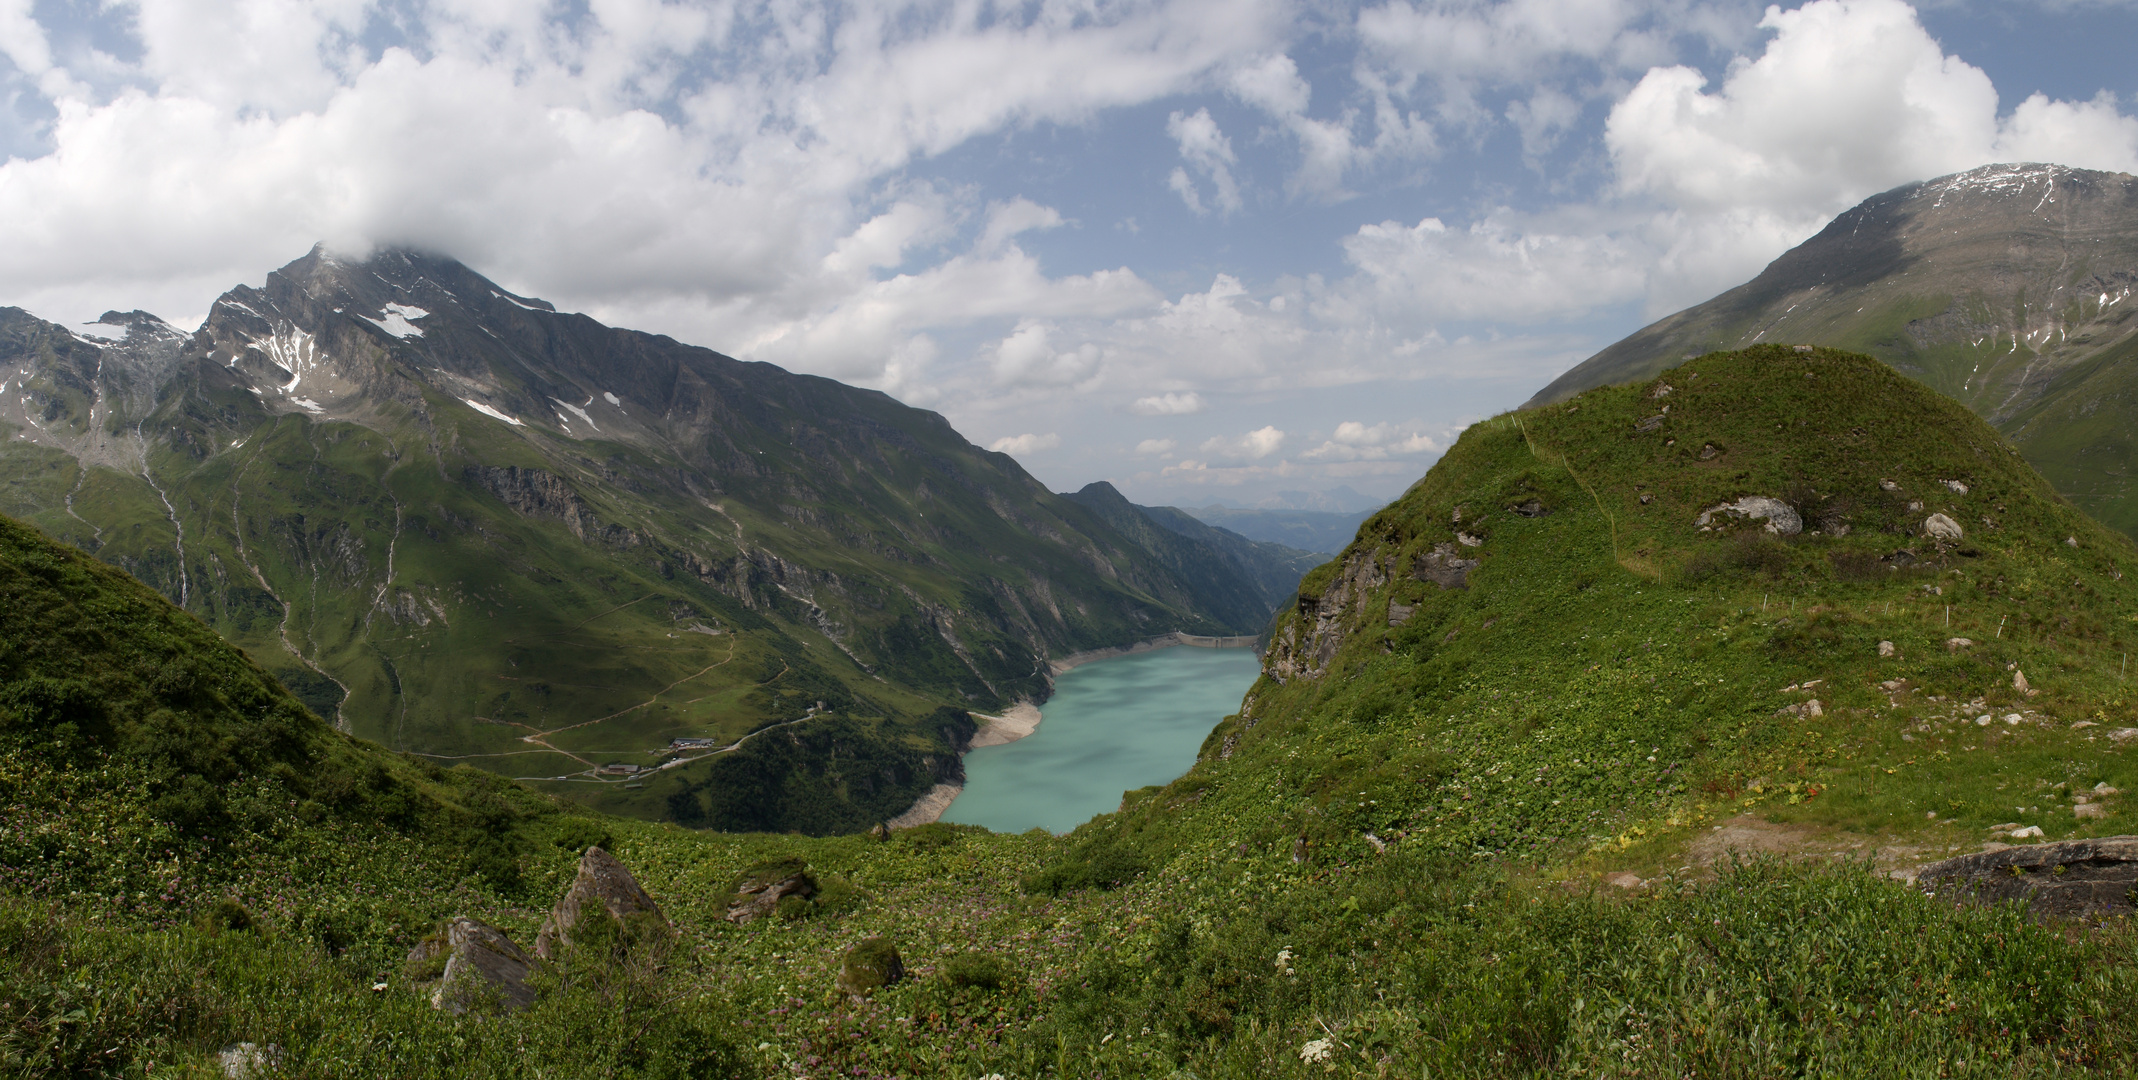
1917,836,2138,917
727,857,818,924
407,917,540,1014
536,846,673,959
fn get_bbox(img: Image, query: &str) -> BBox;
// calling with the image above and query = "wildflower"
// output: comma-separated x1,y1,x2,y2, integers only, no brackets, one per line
1300,1038,1333,1064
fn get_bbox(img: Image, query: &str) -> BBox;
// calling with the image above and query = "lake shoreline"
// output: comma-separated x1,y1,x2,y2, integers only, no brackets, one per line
887,637,1259,830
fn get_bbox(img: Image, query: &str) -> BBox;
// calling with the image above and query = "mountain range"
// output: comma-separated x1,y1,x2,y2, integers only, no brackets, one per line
1530,161,2138,537
0,246,1310,832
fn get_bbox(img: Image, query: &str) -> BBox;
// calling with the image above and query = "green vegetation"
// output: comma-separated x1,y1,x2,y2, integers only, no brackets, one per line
0,245,1303,834
19,347,2138,1075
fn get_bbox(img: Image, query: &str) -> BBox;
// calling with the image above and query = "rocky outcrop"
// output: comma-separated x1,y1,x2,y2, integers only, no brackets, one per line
1916,836,2138,917
1410,543,1479,589
406,917,540,1014
536,846,673,958
727,857,817,923
1923,512,1964,541
1695,496,1802,536
1267,548,1390,682
465,465,642,547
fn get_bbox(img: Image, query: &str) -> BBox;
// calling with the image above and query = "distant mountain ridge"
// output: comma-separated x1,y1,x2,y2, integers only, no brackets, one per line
0,245,1302,832
1060,482,1323,621
1527,162,2138,536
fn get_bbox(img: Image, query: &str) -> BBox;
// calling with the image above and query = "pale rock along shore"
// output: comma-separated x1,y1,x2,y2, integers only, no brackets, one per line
884,703,1043,828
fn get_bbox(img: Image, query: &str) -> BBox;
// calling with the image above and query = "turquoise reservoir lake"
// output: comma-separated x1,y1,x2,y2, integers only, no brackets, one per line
941,645,1262,834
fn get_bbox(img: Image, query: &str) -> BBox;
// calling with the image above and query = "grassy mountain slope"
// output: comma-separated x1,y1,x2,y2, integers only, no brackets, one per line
19,346,2138,1077
1061,481,1322,625
1526,163,2138,537
0,248,1274,831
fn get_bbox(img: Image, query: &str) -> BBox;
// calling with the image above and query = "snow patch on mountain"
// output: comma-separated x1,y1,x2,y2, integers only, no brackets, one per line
361,303,430,340
462,398,524,426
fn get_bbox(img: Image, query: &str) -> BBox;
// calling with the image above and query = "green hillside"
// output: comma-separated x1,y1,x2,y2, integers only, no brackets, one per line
0,248,1291,833
17,347,2138,1076
1528,163,2138,539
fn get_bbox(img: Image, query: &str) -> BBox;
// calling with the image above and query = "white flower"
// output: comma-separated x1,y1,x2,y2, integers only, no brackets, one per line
1300,1038,1333,1064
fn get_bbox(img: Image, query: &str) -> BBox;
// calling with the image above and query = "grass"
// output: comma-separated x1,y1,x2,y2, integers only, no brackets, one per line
16,347,2138,1075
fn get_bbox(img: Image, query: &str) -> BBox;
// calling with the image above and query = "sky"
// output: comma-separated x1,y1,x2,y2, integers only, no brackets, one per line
6,1,2138,510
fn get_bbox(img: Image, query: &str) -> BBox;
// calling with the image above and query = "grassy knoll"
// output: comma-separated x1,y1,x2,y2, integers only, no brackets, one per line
17,347,2138,1076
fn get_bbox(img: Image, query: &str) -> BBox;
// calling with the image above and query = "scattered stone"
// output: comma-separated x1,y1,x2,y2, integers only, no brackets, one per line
1775,699,1824,719
407,917,539,1015
1923,513,1964,540
1455,531,1483,547
218,1043,283,1079
1946,637,1973,651
1878,641,1896,658
1792,344,1814,353
2111,728,2138,745
1879,678,1906,691
1411,543,1480,590
2067,536,2080,548
1605,872,1647,889
1694,496,1802,536
2013,669,2031,694
836,936,905,998
2098,783,2123,796
1387,600,1416,627
1651,383,1674,398
2073,721,2100,730
1942,479,1969,494
1634,414,1665,433
1919,836,2138,917
1639,492,1653,504
866,822,891,841
1908,500,1924,512
1879,479,1900,492
727,857,818,924
1509,499,1548,517
1974,715,1993,726
537,846,673,959
2076,803,2110,820
2003,714,2023,726
1698,443,1721,461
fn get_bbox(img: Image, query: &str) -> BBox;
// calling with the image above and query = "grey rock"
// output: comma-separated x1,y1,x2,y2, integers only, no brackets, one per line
218,1043,282,1079
1387,599,1416,627
1918,836,2138,917
1923,512,1964,540
1411,542,1479,590
1695,496,1801,536
1878,640,1896,657
408,917,539,1014
727,858,817,924
539,846,672,957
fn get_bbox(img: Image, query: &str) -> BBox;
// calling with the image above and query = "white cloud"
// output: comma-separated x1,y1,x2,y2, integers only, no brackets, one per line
1332,209,1648,325
1135,437,1177,455
1604,0,2138,310
989,432,1062,455
1166,107,1242,214
990,320,1104,387
1199,424,1286,460
1131,391,1205,415
1299,420,1439,461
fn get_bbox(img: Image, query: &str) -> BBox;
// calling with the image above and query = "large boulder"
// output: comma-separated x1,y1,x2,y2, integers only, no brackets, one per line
1916,836,2138,917
726,857,817,924
406,917,540,1014
536,846,673,959
836,936,905,998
